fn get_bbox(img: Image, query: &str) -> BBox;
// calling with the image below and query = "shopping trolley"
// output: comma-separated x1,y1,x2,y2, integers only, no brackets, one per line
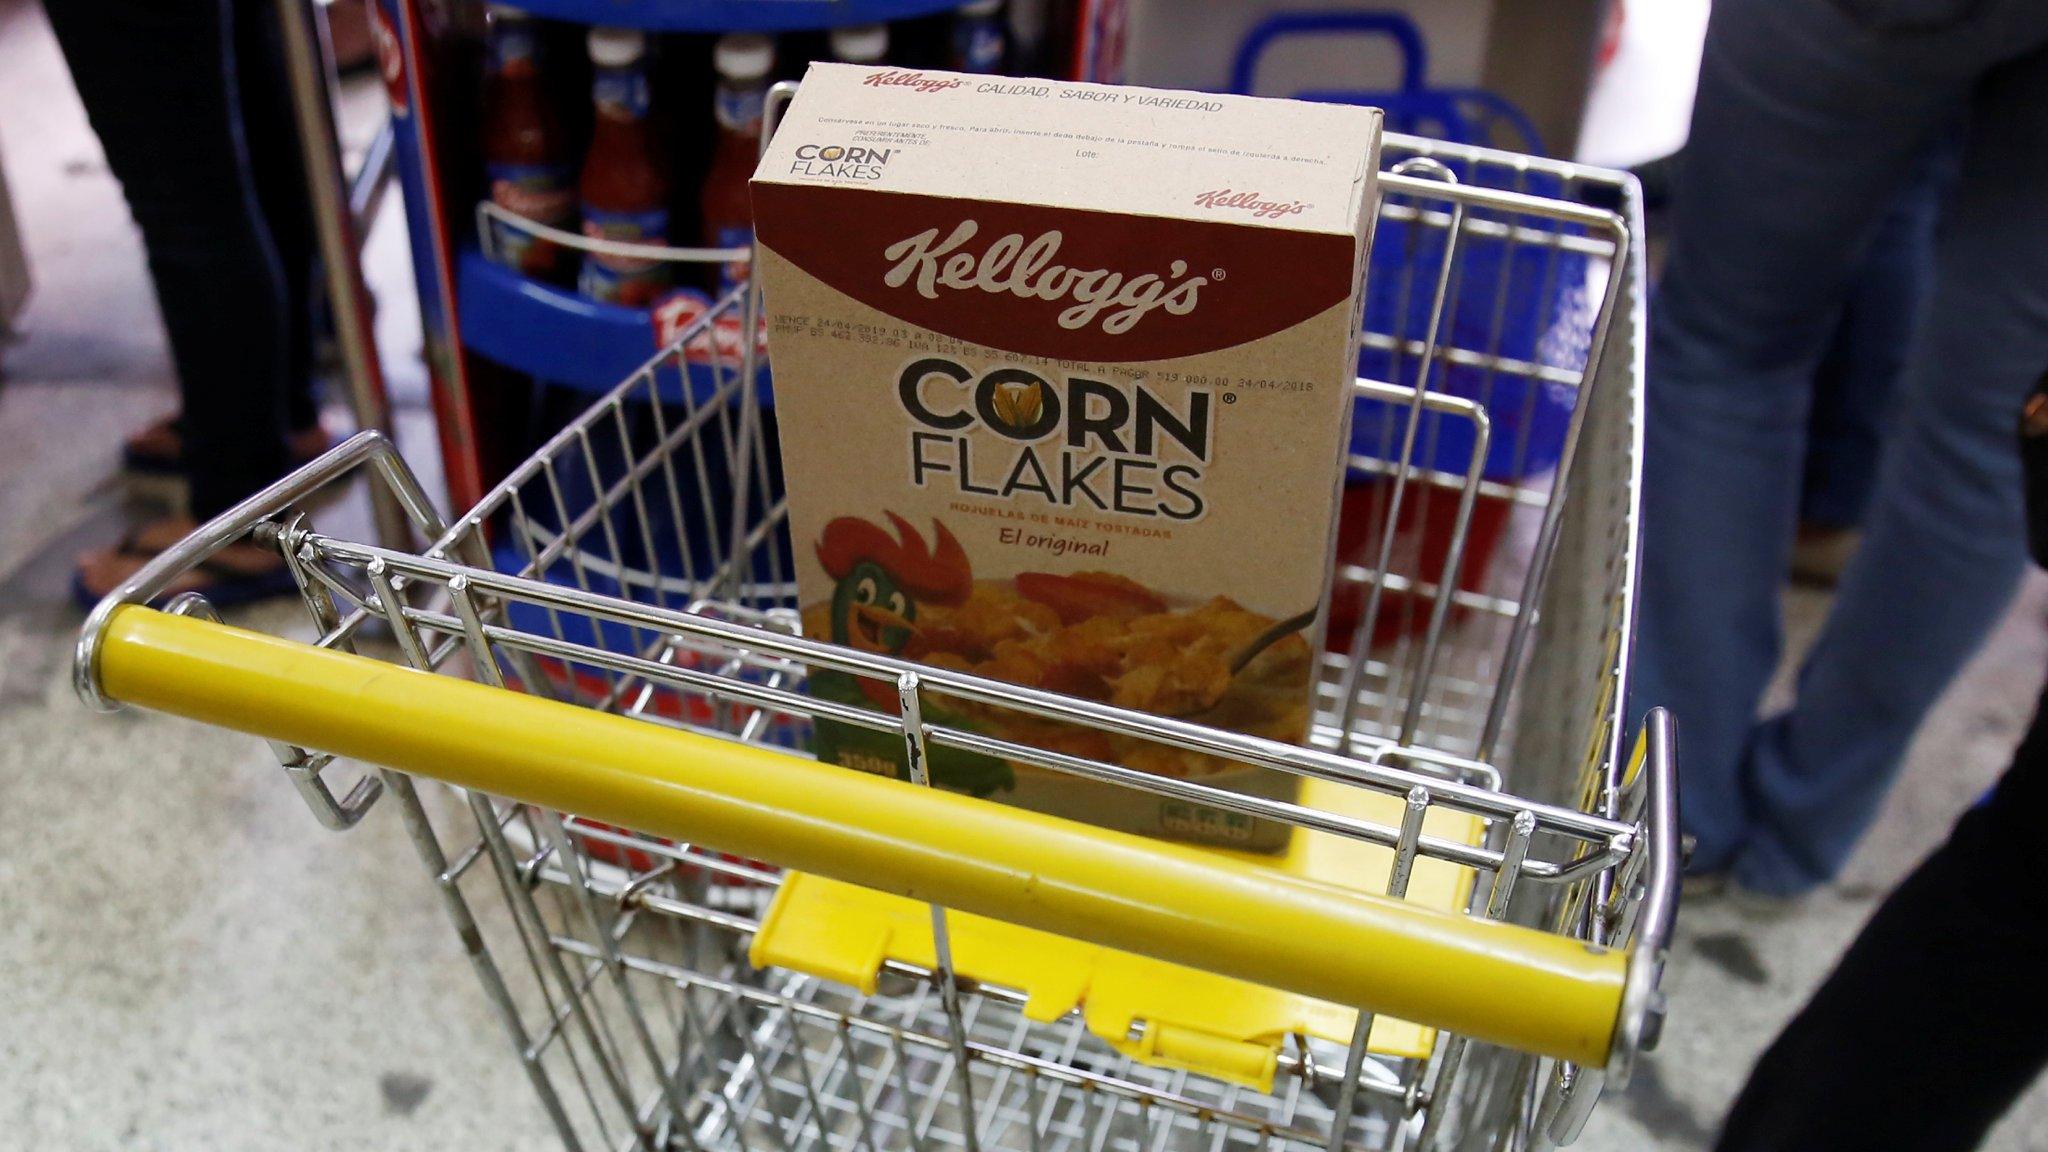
75,108,1670,1152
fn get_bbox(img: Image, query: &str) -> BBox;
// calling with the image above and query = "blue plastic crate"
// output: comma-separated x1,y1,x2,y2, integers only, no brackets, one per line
1229,10,1585,483
1352,168,1592,482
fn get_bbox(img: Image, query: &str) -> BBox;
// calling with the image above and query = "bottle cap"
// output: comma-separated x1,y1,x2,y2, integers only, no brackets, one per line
829,24,889,64
587,27,647,69
715,33,775,81
960,0,1003,16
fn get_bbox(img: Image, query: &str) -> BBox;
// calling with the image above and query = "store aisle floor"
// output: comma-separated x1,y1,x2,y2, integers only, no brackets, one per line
3,1,2045,1147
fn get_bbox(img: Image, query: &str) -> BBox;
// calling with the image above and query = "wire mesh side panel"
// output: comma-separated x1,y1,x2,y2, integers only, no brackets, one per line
1333,156,1644,1152
459,318,801,731
1325,138,1630,765
1500,190,1647,956
1501,208,1642,814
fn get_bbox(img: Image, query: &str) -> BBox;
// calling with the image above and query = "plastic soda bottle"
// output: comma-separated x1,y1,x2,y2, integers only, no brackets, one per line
577,27,672,306
481,4,575,280
830,22,888,65
951,0,1006,74
699,33,774,297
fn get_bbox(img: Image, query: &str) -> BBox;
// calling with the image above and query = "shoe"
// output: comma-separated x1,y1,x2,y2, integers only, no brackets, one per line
1790,522,1862,587
1726,882,1807,923
1680,870,1812,923
1680,871,1730,901
1628,149,1683,213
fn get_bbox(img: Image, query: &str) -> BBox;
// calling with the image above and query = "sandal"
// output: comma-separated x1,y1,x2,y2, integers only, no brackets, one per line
123,416,336,477
72,517,301,611
121,416,187,476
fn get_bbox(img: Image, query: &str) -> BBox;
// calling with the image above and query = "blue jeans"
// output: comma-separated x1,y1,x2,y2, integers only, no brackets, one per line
1629,0,2048,895
1799,138,1956,530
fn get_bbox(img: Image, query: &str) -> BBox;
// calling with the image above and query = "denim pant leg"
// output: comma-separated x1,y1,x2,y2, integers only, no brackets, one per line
1799,138,1957,530
1629,0,2001,873
1737,45,2048,894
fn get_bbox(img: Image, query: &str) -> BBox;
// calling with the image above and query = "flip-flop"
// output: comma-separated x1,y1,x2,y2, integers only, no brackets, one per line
120,416,187,476
71,529,301,612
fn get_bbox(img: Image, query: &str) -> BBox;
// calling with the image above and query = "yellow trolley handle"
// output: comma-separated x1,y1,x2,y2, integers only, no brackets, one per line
97,605,1628,1067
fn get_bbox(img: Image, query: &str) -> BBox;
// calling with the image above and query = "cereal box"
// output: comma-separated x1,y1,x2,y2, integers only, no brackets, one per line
753,64,1380,849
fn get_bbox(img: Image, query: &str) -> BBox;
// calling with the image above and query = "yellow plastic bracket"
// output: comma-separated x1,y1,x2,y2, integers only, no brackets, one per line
753,783,1482,1091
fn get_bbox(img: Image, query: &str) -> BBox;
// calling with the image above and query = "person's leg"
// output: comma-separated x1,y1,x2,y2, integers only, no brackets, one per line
117,2,329,481
1799,136,1958,532
45,0,294,520
1715,675,2048,1152
231,0,322,433
1626,0,2035,873
1735,45,2048,895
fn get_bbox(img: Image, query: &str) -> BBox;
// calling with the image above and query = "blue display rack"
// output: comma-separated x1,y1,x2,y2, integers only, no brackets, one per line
374,0,1037,502
458,247,772,403
459,1,974,405
494,0,969,33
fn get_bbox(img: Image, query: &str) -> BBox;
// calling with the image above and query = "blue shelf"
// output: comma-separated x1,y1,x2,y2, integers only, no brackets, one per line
493,0,969,32
457,246,771,404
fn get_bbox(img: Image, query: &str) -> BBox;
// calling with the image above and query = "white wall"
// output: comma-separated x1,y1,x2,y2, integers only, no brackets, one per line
1574,0,1709,166
1124,0,1496,96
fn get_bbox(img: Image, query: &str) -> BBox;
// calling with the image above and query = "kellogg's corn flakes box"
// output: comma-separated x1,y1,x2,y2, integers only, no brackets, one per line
753,64,1380,849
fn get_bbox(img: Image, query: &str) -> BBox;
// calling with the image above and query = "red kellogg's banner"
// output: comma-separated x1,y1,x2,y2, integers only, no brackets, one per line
752,185,1353,364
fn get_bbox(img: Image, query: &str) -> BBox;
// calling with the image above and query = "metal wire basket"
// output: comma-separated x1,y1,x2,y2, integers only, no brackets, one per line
76,124,1669,1152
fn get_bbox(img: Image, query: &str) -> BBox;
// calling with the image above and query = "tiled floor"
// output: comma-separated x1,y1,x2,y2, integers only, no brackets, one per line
3,1,2046,1148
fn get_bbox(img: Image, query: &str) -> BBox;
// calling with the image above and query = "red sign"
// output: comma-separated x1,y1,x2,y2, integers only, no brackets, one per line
371,1,408,117
651,290,770,364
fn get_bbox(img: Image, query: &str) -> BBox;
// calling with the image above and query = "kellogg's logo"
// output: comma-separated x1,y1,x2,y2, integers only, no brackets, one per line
882,221,1207,336
752,185,1353,363
1193,189,1309,220
862,70,966,94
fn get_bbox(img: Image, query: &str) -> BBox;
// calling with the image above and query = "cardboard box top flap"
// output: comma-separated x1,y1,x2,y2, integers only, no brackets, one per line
755,63,1382,238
